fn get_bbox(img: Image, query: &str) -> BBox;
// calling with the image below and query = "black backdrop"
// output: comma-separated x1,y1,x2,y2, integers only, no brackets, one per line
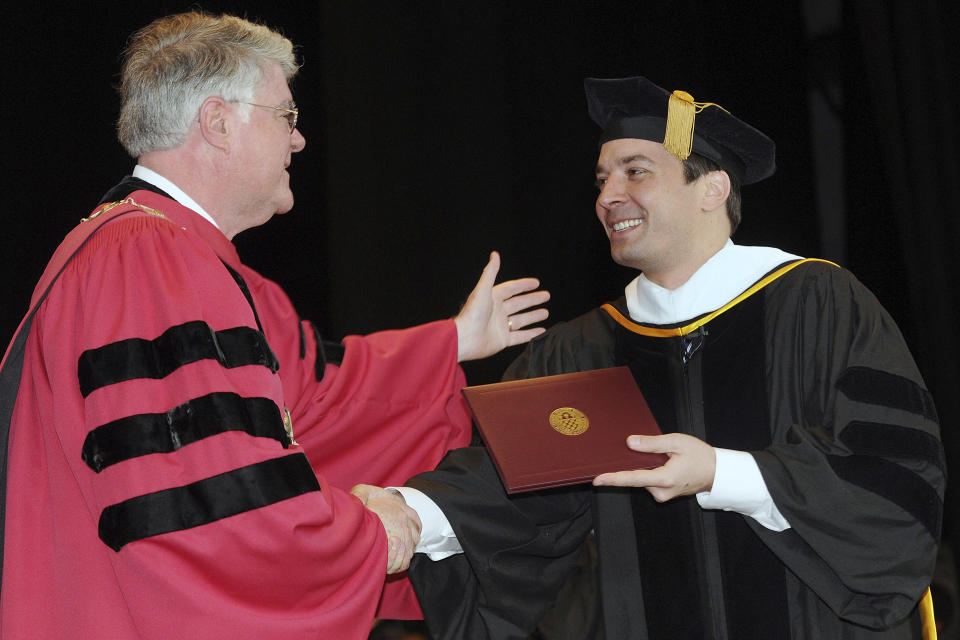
3,0,959,588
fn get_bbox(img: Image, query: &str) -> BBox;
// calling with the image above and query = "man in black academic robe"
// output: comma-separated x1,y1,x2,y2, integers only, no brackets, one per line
390,76,944,639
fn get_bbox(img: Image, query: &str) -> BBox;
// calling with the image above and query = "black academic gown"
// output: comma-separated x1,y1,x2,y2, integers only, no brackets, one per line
407,259,944,640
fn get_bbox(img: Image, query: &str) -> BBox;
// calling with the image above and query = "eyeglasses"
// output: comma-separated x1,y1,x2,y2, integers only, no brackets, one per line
242,102,299,132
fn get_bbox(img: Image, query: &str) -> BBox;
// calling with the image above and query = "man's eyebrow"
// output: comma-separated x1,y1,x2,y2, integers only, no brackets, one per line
595,153,653,174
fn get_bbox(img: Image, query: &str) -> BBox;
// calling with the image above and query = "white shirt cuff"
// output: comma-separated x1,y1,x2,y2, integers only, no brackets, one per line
391,487,463,560
696,448,791,531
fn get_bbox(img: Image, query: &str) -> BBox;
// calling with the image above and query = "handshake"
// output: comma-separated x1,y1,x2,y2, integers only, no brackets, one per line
350,484,421,574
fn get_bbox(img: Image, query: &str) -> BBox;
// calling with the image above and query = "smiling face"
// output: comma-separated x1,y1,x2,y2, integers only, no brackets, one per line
228,62,306,235
594,137,724,288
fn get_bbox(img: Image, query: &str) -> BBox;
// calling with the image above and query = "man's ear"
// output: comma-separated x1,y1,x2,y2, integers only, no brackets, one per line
701,170,731,213
198,96,230,152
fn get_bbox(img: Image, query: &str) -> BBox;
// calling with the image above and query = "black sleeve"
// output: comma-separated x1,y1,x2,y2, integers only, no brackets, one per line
407,446,594,640
751,264,945,629
407,308,619,639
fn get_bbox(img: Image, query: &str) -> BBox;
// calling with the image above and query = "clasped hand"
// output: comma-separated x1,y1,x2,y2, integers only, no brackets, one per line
350,484,421,574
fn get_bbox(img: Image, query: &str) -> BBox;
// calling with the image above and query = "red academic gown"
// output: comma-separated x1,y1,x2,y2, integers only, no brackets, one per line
0,189,470,638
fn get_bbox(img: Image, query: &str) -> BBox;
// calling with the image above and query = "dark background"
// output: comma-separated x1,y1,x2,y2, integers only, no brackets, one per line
3,0,959,630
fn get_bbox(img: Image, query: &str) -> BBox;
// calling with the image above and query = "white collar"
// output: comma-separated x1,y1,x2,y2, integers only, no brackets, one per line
132,165,221,230
624,240,801,325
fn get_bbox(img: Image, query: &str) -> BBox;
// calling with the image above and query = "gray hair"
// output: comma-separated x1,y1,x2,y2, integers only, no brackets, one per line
117,11,298,157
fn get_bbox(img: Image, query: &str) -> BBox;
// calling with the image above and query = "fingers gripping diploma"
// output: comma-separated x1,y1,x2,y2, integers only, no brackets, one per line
593,434,717,502
350,484,422,574
455,251,550,362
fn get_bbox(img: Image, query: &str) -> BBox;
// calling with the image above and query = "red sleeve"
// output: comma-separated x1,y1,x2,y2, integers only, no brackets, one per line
37,216,389,638
293,322,471,488
246,274,472,491
247,270,473,619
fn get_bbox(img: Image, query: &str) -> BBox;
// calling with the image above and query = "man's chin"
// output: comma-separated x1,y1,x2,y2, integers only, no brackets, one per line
275,194,295,216
610,248,644,271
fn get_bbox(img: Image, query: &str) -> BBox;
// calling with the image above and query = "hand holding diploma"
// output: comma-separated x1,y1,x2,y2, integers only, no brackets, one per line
593,433,717,502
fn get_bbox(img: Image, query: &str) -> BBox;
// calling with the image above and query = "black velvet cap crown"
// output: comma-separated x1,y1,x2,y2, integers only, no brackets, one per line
585,76,776,185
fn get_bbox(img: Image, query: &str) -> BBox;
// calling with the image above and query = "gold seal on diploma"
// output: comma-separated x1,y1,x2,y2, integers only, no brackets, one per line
549,407,589,436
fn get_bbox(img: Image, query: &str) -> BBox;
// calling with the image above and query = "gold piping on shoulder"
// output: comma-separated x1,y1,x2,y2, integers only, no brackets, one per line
602,258,839,338
82,197,168,223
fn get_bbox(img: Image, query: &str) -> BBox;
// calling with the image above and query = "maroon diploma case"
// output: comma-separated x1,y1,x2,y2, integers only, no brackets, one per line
462,366,667,493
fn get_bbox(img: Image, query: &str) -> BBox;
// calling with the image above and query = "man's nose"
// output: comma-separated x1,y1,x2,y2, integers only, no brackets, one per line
597,176,625,208
290,127,306,152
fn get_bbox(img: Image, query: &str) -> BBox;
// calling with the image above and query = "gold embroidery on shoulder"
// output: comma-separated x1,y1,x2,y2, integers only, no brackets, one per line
82,197,168,223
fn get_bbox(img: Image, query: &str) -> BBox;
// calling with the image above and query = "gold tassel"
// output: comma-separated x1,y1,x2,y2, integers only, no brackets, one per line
662,90,731,162
663,90,697,161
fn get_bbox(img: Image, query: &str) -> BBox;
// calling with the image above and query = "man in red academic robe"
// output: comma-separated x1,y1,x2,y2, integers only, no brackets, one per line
0,11,548,639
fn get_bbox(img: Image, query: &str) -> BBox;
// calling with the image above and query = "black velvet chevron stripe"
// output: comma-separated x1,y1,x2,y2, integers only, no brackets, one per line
81,392,288,473
836,366,938,421
298,320,307,359
310,322,324,381
840,421,946,475
78,321,280,397
98,453,320,551
323,341,345,367
307,321,344,382
219,261,266,334
826,454,942,539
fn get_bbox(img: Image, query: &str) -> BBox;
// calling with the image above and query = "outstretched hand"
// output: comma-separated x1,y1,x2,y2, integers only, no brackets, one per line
350,484,422,574
592,433,716,502
455,251,550,362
